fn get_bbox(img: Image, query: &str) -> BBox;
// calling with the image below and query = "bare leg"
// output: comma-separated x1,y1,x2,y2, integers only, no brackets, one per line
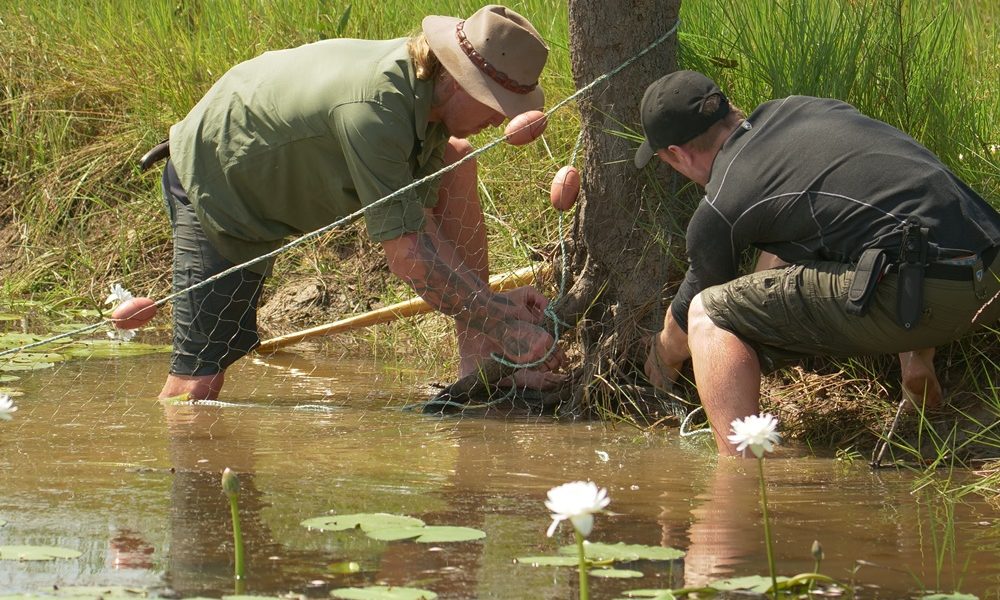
754,251,788,272
433,138,563,389
159,373,225,400
433,138,491,378
898,348,943,410
644,309,690,390
687,294,763,456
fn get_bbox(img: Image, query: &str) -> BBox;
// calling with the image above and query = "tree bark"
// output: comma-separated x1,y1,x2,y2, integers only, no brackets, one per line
563,0,685,415
428,1,686,417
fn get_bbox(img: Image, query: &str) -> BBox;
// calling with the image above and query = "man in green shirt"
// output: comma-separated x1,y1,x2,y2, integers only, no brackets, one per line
158,5,562,400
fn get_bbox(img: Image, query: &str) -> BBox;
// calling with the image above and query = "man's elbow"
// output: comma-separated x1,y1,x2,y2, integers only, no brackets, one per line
381,232,421,282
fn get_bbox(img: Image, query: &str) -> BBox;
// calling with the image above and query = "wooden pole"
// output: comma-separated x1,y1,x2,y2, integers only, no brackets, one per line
255,264,551,354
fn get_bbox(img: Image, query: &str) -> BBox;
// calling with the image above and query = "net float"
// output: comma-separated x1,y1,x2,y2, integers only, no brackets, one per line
503,110,547,146
111,297,157,330
549,165,581,211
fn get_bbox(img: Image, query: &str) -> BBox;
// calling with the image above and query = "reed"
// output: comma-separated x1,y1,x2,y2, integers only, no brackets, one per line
3,0,995,292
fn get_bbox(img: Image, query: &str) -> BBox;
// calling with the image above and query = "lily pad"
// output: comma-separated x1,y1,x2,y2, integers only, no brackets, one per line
515,555,579,567
28,586,147,599
331,587,438,600
16,352,63,363
618,590,676,599
560,542,685,562
301,513,424,532
0,519,5,527
0,354,57,372
711,575,789,593
60,339,169,359
0,545,82,561
0,333,45,350
366,525,485,543
922,595,979,600
223,596,290,600
590,568,644,578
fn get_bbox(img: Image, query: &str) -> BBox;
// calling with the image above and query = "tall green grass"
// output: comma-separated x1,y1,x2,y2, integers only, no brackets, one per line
3,0,996,293
680,0,1000,196
1,1,998,456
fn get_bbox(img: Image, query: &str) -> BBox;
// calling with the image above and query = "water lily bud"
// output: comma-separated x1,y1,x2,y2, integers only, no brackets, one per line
811,540,824,561
222,467,240,498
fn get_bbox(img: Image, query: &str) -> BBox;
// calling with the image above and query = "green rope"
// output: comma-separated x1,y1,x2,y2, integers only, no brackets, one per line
488,128,582,371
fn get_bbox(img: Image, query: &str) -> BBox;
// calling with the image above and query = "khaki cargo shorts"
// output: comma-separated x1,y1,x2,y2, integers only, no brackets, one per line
699,250,1000,373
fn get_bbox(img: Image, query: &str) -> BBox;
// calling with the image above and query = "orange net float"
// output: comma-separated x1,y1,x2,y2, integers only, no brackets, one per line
549,165,580,211
503,110,548,146
111,297,158,330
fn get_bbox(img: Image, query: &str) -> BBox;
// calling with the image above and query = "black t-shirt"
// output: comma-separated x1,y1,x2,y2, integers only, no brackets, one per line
670,96,1000,332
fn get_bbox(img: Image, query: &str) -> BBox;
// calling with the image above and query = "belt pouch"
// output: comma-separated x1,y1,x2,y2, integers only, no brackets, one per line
846,248,887,316
896,262,924,329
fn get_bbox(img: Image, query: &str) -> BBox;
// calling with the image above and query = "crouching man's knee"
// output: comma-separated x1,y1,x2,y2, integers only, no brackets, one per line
687,294,718,339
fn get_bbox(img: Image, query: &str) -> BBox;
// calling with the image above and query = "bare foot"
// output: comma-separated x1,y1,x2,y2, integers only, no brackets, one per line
902,383,945,412
899,349,944,411
159,373,225,400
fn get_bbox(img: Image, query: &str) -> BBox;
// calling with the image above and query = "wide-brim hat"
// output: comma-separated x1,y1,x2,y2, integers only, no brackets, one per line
423,5,548,118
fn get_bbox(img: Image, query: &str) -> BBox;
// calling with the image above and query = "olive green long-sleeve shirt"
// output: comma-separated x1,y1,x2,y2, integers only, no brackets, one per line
169,37,448,273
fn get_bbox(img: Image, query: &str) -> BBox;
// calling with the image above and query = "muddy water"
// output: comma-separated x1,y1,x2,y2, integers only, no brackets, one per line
0,347,998,598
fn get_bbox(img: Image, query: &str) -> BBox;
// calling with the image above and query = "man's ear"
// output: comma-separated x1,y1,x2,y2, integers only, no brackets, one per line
434,69,461,104
656,145,689,170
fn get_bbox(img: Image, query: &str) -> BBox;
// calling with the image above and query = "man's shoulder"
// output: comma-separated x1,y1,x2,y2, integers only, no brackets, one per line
752,95,857,118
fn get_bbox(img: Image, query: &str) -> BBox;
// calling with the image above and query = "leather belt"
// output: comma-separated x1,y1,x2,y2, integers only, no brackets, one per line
889,245,998,281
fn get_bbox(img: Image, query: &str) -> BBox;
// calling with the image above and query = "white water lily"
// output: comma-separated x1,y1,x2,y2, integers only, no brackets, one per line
545,480,610,537
107,327,137,342
728,413,781,458
105,283,137,342
0,394,17,421
105,283,134,307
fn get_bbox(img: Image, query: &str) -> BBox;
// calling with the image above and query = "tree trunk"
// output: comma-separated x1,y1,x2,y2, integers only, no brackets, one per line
426,1,686,417
561,0,685,416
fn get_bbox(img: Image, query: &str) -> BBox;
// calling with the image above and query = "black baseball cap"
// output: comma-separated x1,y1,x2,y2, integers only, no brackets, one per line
634,70,730,168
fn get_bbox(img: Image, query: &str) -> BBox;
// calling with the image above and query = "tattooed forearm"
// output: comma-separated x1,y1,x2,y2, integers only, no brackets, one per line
382,229,552,364
405,231,513,335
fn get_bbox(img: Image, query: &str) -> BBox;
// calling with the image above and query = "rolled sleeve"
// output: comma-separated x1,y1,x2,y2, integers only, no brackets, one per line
334,102,428,242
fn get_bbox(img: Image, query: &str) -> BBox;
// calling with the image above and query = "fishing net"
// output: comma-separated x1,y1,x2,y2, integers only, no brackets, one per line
0,21,679,412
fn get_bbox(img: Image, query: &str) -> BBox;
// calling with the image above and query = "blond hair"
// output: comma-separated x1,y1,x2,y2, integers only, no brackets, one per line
407,33,441,81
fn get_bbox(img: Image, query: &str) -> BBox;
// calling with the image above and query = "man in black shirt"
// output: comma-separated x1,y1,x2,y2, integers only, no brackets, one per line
636,70,1000,456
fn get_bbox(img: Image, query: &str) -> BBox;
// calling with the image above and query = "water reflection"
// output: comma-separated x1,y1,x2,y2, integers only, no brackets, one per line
0,349,998,598
161,402,276,595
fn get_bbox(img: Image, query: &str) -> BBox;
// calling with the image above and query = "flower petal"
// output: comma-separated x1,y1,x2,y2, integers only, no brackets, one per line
569,513,594,537
546,516,564,537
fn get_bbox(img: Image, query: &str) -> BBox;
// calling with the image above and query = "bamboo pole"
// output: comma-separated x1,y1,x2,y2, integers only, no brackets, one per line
255,263,551,354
